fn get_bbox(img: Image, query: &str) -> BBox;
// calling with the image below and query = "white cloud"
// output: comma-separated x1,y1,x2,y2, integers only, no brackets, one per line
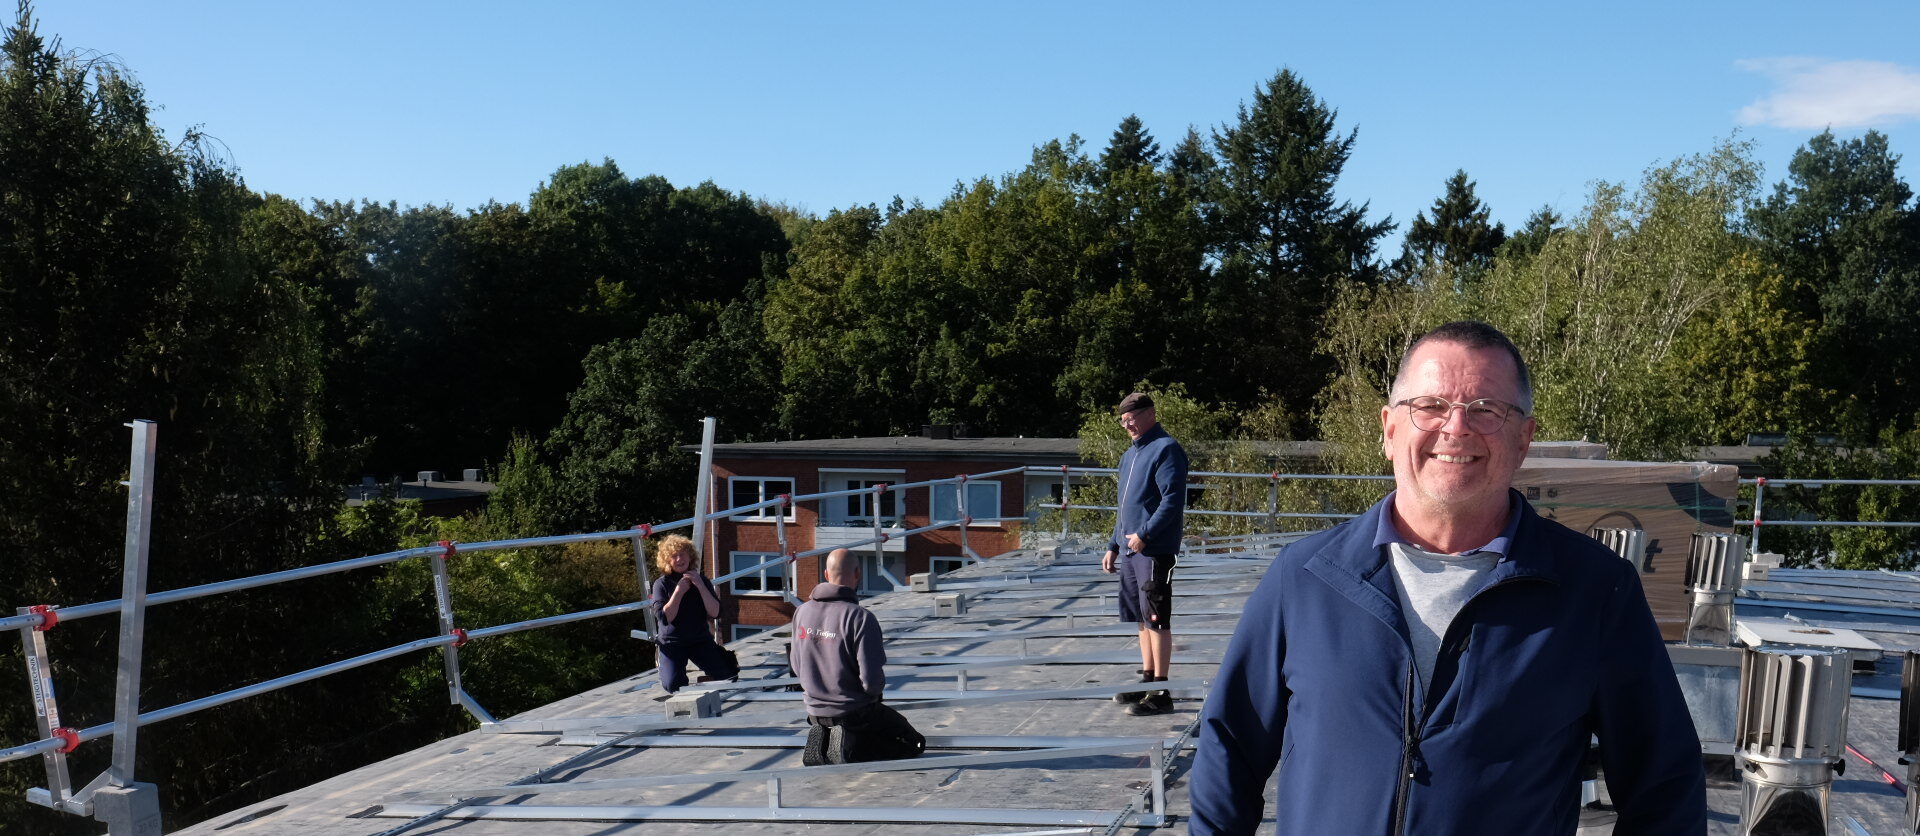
1736,58,1920,129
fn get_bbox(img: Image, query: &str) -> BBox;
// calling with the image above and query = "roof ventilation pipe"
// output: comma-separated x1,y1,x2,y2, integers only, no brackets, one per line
1900,650,1920,834
1736,645,1851,836
1685,533,1744,646
1587,527,1648,571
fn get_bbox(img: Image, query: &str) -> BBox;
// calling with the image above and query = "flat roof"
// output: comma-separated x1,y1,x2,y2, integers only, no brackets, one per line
167,535,1920,835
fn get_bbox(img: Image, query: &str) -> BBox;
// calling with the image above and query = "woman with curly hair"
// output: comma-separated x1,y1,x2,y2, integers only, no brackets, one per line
649,533,737,692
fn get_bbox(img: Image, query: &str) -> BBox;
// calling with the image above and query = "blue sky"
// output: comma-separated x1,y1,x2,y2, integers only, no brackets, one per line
33,2,1920,248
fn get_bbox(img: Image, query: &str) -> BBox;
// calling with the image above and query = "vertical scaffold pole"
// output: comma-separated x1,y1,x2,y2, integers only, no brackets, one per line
871,484,888,588
96,419,162,834
17,607,73,806
957,474,974,561
631,526,656,638
1059,465,1071,542
1751,477,1768,555
691,417,717,575
1267,472,1280,533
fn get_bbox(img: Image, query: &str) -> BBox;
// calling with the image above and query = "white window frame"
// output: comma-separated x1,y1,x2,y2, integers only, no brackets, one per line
931,480,1002,527
818,468,907,527
931,555,978,577
728,551,792,597
728,476,797,522
731,624,771,641
822,552,907,594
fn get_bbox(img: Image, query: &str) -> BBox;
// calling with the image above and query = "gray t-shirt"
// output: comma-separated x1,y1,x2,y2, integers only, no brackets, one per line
1388,542,1499,695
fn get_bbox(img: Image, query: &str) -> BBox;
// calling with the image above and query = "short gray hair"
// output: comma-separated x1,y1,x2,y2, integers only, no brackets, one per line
1388,321,1534,414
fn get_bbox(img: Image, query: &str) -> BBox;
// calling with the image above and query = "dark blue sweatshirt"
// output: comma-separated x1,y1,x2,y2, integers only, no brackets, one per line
650,572,719,644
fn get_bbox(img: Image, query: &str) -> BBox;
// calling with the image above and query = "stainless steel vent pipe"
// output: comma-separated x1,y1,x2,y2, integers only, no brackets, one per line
1736,646,1852,835
1686,533,1745,646
1588,526,1648,571
1899,650,1920,835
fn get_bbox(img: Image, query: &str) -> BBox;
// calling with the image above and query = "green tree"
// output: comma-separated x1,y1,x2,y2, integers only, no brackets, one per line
1748,130,1920,439
1206,69,1392,420
1399,170,1507,275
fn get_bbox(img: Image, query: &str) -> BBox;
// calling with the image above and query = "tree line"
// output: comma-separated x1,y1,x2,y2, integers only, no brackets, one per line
4,4,1920,831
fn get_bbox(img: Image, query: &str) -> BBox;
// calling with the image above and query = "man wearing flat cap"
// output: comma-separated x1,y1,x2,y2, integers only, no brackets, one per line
1103,392,1189,715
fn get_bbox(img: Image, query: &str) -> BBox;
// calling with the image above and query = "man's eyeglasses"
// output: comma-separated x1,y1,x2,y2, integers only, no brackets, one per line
1394,396,1526,434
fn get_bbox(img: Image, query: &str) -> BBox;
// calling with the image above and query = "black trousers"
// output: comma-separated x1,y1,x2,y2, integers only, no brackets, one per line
657,638,738,693
809,702,925,763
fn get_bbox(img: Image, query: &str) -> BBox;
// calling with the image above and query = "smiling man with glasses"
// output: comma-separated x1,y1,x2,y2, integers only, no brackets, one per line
1190,321,1705,835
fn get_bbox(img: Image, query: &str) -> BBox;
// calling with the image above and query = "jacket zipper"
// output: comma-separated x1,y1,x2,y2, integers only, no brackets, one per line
1391,662,1415,835
1389,574,1542,834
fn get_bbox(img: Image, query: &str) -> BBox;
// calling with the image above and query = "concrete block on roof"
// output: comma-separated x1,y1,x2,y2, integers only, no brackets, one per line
663,691,721,719
935,593,966,617
911,572,936,592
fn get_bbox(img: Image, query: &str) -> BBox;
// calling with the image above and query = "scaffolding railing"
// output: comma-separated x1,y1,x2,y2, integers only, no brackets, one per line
6,420,1358,833
1739,477,1920,554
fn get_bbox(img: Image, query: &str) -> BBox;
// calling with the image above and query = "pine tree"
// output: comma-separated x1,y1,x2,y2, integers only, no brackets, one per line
1400,170,1506,273
1202,69,1391,418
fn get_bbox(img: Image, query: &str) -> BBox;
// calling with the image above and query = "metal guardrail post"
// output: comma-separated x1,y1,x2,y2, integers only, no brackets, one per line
958,474,976,561
429,542,465,705
17,607,74,809
691,417,717,574
630,526,656,639
1751,477,1768,555
1267,472,1280,533
93,419,164,835
1060,465,1071,541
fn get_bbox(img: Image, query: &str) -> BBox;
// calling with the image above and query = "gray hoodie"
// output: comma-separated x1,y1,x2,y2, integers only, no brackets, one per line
789,583,886,717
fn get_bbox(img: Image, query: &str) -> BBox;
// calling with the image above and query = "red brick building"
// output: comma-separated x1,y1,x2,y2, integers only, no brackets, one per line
694,432,1082,638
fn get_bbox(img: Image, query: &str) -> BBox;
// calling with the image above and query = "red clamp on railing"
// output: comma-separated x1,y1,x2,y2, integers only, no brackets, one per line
449,628,469,648
1270,471,1280,481
958,473,968,483
878,532,890,543
778,494,791,507
633,523,653,538
51,727,79,753
28,605,57,632
436,540,457,561
1755,477,1768,487
963,516,974,526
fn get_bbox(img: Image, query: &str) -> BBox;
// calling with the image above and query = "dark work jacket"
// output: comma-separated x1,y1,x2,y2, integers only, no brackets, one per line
1108,424,1188,557
650,572,719,644
789,583,886,717
1188,492,1706,835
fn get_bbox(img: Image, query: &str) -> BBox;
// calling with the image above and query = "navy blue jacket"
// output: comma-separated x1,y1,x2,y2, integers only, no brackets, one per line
1108,424,1188,557
1190,492,1705,835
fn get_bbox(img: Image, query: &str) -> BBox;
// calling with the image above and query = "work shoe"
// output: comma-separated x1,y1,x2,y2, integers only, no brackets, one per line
803,724,830,767
1114,670,1151,704
1126,691,1174,716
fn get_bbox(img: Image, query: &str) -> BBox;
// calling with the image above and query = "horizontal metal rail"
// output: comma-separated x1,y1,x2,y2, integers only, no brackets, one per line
391,740,1154,802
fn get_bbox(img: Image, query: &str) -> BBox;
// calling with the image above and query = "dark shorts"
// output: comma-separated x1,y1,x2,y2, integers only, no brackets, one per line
1117,552,1175,630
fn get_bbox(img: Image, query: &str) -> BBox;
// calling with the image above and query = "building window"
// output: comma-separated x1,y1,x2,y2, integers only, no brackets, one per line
931,555,977,577
731,624,771,641
729,552,791,596
729,476,796,522
819,470,906,527
932,480,1001,525
826,552,907,594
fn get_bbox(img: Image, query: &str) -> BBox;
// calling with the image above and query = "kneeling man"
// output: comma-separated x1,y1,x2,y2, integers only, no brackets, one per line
791,548,926,765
